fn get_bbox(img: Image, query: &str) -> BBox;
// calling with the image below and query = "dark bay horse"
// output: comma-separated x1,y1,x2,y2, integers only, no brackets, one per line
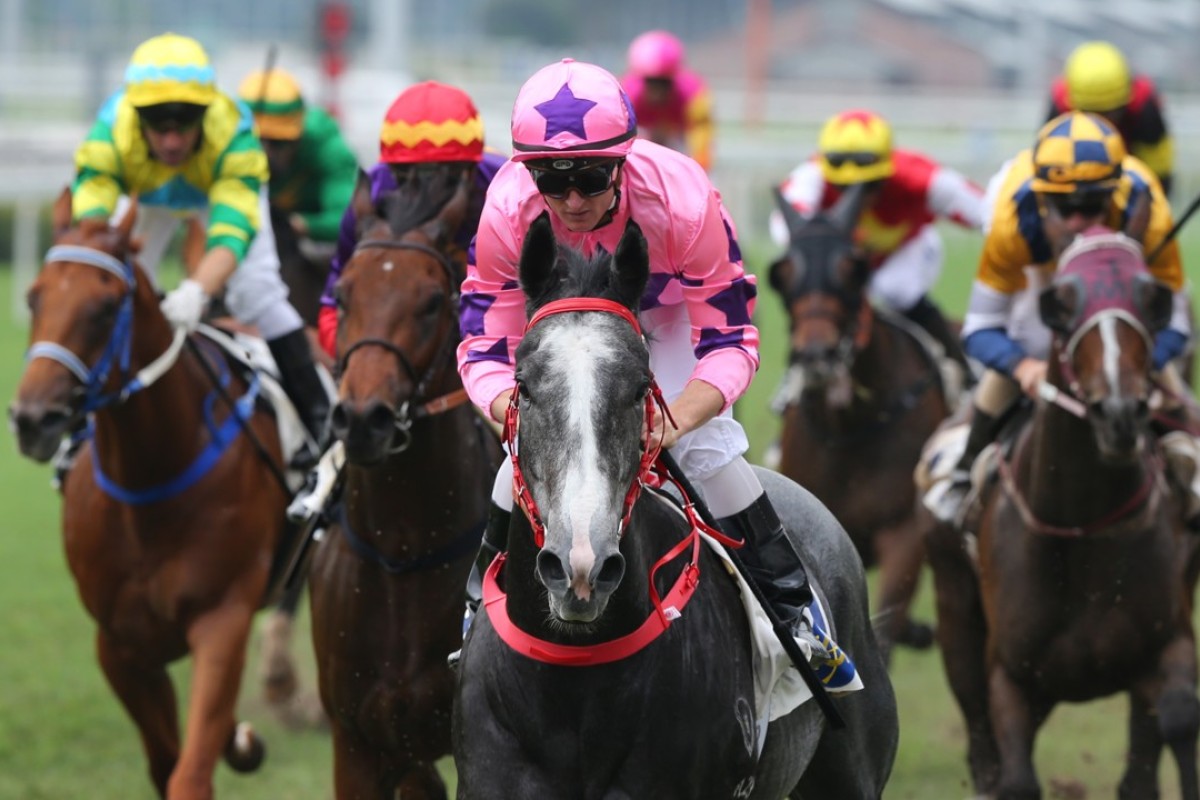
927,230,1200,799
453,214,897,799
308,168,501,798
767,186,949,659
8,191,286,798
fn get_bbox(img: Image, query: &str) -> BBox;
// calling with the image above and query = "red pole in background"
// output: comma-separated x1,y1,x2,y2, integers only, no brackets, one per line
319,2,352,122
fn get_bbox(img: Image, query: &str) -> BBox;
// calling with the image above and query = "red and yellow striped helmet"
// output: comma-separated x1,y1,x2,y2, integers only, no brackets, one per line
379,82,484,164
817,109,895,184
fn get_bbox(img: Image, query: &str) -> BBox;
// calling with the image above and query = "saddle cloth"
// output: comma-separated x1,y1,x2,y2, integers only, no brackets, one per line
197,324,335,491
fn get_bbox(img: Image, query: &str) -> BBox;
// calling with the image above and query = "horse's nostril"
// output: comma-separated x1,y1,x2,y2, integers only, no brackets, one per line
365,402,397,436
328,403,349,438
592,553,625,591
535,549,569,589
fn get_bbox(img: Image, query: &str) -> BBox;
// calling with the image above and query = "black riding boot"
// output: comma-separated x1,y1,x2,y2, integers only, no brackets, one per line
717,493,814,634
930,408,1000,524
268,328,331,469
449,501,510,669
903,295,974,385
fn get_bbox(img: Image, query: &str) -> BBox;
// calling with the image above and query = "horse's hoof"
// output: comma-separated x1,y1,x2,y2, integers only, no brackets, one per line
896,620,936,650
224,721,266,773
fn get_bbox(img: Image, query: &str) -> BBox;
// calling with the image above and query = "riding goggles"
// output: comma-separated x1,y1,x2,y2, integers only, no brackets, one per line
822,151,882,169
528,162,619,199
1041,191,1112,220
138,103,206,134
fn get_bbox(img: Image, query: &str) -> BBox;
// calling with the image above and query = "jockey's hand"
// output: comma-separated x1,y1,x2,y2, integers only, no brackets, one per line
645,400,681,451
491,388,515,426
1013,357,1048,399
160,279,209,333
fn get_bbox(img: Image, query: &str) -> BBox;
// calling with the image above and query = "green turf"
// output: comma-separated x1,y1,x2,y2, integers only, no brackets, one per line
1,224,1199,797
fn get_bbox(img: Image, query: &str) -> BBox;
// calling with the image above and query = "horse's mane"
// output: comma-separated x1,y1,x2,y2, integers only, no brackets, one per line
525,244,630,313
376,166,464,237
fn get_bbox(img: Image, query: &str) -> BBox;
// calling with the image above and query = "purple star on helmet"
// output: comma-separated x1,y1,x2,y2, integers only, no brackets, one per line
535,83,597,141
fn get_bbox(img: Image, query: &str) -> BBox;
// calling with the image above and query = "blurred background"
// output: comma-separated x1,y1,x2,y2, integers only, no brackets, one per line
4,0,1200,292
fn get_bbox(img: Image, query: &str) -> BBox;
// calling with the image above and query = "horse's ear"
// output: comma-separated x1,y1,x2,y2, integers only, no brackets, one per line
829,183,867,235
1039,279,1082,334
1133,273,1174,334
52,187,73,235
422,170,470,246
519,212,558,301
612,219,649,311
351,169,375,222
772,187,804,239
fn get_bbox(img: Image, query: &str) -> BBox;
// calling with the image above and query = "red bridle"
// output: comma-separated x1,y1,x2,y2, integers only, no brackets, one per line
503,297,674,548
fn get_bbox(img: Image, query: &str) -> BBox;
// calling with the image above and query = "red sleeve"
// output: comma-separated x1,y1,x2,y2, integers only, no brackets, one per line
318,305,338,359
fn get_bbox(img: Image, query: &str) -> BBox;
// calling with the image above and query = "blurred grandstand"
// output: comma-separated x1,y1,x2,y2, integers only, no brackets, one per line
3,0,1199,313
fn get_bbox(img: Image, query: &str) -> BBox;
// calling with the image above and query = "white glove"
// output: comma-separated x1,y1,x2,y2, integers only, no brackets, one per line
160,279,209,333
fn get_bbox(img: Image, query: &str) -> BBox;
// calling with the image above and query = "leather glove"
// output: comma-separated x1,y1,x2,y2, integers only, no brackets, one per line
160,279,209,333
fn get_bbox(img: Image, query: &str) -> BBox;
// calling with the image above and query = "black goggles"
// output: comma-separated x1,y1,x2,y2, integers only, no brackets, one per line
529,162,618,199
1042,192,1111,219
138,103,206,134
824,152,881,168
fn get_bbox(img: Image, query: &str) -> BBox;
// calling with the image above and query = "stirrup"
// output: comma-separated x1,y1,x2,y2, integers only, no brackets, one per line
791,607,832,666
924,470,971,525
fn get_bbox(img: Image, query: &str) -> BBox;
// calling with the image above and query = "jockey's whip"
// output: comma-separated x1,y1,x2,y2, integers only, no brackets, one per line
184,335,293,497
1147,188,1200,264
657,450,846,730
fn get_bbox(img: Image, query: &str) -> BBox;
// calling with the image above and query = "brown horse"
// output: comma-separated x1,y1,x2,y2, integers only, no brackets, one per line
927,230,1200,799
767,186,949,659
8,191,287,798
308,168,502,798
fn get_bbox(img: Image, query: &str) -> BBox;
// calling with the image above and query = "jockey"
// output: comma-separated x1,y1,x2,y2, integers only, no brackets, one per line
72,33,330,467
770,109,985,376
237,67,359,265
928,111,1192,526
620,30,715,172
316,81,506,359
1047,41,1174,196
456,58,839,669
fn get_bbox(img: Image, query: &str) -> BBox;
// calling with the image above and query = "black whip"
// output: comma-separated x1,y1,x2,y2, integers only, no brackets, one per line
657,450,845,730
1147,188,1200,264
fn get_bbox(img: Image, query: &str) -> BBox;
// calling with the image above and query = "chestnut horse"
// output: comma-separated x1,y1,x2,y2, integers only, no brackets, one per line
927,230,1200,799
8,191,286,798
767,186,948,659
308,168,501,798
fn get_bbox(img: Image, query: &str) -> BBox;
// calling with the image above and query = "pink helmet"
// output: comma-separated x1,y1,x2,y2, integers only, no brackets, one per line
627,30,685,79
510,59,638,163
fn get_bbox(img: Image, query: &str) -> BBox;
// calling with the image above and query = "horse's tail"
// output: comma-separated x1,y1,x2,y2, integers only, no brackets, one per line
223,721,266,773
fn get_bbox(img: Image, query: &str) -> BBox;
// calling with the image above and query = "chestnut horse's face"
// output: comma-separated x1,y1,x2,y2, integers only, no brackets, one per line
1039,231,1174,463
9,193,138,462
328,168,470,465
768,186,871,395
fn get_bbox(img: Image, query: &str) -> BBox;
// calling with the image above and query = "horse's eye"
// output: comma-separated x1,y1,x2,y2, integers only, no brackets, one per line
517,380,531,401
25,286,41,314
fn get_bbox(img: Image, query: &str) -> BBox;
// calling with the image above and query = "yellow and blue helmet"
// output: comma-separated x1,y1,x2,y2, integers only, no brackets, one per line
124,33,217,109
1031,111,1126,194
817,110,894,185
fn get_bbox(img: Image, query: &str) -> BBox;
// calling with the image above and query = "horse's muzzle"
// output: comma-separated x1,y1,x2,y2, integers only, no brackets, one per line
1090,395,1150,463
536,545,625,624
9,400,75,463
329,398,399,465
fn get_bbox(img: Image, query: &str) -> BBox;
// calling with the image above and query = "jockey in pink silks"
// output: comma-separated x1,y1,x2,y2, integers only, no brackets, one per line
451,58,846,671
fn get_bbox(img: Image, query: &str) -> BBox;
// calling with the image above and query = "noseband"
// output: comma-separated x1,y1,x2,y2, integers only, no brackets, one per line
337,238,468,451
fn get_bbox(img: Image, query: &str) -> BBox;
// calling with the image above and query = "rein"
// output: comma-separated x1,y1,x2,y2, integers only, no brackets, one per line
337,238,469,451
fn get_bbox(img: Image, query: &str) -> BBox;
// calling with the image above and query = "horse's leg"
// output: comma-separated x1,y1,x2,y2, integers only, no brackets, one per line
393,762,448,800
96,630,181,796
871,513,932,660
167,602,257,800
259,580,303,706
331,725,388,800
1123,635,1200,800
988,666,1048,800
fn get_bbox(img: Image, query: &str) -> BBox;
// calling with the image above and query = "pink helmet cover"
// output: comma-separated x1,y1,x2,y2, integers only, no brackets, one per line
627,30,685,78
510,59,638,162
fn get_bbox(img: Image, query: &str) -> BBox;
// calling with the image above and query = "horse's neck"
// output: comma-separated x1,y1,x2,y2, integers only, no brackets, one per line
344,405,491,551
1021,401,1147,527
89,307,207,483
